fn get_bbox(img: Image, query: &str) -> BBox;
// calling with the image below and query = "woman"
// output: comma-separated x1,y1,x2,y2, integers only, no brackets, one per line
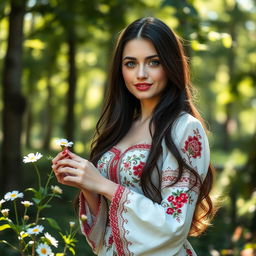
52,17,215,256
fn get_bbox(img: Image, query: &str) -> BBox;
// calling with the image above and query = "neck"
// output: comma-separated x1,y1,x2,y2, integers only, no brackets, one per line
139,99,158,122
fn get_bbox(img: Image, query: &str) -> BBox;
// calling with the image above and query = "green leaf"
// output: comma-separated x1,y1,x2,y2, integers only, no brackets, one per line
40,204,52,209
39,187,47,196
32,197,41,204
26,187,38,194
0,224,11,231
68,246,76,255
45,218,61,230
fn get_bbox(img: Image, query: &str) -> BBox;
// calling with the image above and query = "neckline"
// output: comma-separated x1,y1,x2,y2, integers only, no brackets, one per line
112,143,151,155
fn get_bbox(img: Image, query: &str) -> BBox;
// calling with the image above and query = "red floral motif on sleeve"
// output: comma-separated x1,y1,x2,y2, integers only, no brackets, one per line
162,189,193,222
182,128,202,165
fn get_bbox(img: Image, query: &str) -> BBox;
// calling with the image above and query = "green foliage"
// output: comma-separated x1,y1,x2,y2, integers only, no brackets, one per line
0,0,256,255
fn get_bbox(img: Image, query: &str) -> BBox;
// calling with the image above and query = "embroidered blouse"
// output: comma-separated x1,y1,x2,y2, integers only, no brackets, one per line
79,113,210,256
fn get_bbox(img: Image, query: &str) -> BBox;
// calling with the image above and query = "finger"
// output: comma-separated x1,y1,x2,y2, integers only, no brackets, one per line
67,151,86,162
62,175,81,187
55,159,81,169
52,152,67,164
58,166,81,176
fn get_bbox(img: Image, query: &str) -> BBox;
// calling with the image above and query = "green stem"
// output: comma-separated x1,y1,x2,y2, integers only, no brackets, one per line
43,194,54,207
32,237,36,256
0,240,19,251
35,208,41,225
44,170,54,191
63,244,68,255
33,163,41,189
22,208,28,226
13,200,19,226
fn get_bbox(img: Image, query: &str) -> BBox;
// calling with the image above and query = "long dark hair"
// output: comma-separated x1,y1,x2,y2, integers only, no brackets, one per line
90,17,216,236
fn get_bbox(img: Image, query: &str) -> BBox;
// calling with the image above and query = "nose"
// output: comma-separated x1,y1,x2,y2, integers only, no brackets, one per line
137,64,148,79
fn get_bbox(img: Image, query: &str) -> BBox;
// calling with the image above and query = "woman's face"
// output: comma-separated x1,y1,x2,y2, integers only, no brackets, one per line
122,38,168,104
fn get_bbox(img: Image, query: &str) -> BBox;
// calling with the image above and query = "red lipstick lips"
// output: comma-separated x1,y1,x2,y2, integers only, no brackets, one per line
134,82,152,91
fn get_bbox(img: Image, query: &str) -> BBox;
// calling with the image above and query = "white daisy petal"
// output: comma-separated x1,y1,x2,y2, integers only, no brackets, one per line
23,152,43,163
55,138,74,148
44,232,58,248
4,191,24,201
0,199,6,207
21,201,33,207
36,243,52,256
51,185,62,194
26,225,44,235
1,208,10,217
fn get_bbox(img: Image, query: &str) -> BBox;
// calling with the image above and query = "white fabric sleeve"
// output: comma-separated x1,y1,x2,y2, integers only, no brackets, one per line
108,115,210,256
79,193,108,254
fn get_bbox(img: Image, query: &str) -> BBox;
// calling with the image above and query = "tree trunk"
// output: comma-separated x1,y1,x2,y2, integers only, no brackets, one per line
43,74,54,150
65,33,77,141
1,0,27,193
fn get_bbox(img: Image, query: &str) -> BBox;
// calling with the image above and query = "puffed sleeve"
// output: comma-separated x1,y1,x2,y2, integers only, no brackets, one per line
108,114,210,256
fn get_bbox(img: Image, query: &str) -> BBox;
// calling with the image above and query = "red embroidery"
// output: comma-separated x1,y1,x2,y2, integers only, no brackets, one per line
109,147,121,184
109,235,114,246
163,189,193,222
186,248,193,256
109,185,134,256
79,193,102,251
133,161,145,177
183,244,193,256
161,168,200,194
110,144,150,187
109,185,125,256
182,128,202,164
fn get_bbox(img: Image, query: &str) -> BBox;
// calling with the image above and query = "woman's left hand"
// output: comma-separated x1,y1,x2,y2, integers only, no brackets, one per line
52,150,107,193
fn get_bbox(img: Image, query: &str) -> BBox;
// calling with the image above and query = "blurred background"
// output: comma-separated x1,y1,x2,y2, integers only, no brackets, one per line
0,0,255,255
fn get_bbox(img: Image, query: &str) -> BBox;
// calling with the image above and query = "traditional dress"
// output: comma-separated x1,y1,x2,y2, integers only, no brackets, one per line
79,113,210,256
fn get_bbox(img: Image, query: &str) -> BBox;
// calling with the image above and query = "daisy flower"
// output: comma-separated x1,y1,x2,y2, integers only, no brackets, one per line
1,208,10,217
44,232,58,248
23,152,43,163
36,243,52,256
51,185,62,194
26,225,44,235
80,214,88,222
21,201,33,208
4,191,24,201
69,221,75,228
55,138,73,149
0,199,5,207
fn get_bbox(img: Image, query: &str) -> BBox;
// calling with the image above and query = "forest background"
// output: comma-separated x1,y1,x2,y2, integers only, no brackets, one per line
0,0,256,255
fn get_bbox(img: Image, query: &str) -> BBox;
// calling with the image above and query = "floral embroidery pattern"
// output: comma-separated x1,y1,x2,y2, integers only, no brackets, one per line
182,128,202,165
133,161,145,177
162,189,193,222
183,244,193,256
121,154,146,187
104,234,114,252
97,153,113,178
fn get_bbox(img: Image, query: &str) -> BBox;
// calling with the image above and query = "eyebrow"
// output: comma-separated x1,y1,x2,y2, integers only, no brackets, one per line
123,54,159,61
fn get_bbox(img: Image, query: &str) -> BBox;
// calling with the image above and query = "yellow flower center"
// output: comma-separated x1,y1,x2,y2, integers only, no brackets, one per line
33,228,39,232
11,194,17,198
41,248,47,254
